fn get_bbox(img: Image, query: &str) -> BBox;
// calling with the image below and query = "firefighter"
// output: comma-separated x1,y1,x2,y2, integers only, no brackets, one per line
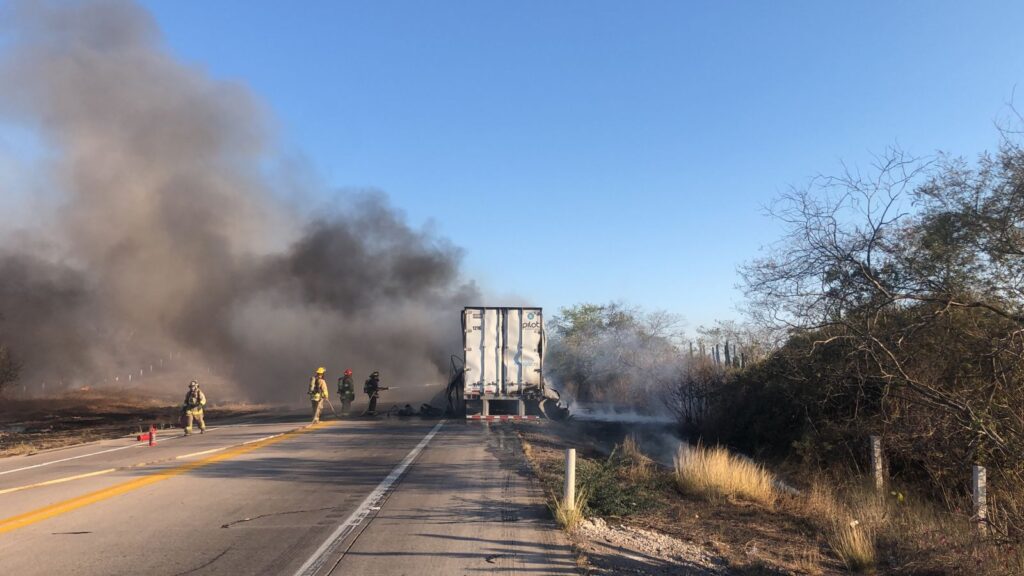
308,367,329,424
337,369,356,414
182,380,207,435
362,370,388,416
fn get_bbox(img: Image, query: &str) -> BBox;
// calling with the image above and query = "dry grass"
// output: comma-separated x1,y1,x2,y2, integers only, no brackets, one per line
828,520,876,572
521,438,534,461
797,477,1024,574
803,478,845,519
673,443,777,507
795,546,826,575
621,433,644,460
620,433,654,482
551,487,589,532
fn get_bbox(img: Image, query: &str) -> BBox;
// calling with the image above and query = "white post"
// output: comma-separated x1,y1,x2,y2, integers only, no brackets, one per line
870,436,884,491
564,448,576,509
973,465,988,535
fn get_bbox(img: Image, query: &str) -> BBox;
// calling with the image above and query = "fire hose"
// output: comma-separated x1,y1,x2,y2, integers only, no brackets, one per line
324,396,339,419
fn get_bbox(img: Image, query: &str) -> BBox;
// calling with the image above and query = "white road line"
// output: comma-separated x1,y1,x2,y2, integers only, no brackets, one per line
175,447,226,459
0,426,306,496
292,421,446,576
178,431,290,459
0,468,117,495
242,433,283,445
0,445,145,477
0,422,284,477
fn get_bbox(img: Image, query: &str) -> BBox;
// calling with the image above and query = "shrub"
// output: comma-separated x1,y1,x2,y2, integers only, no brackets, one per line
576,451,657,517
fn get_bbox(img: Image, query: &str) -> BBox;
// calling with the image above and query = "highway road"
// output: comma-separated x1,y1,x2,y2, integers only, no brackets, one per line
0,417,574,575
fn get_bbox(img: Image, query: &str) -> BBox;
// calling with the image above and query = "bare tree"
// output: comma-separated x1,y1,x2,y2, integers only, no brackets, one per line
741,141,1024,531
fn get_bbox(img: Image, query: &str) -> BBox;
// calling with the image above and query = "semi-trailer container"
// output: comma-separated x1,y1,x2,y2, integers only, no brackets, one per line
454,306,565,420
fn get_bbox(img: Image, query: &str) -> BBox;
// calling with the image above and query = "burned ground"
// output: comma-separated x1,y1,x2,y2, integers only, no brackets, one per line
0,389,270,456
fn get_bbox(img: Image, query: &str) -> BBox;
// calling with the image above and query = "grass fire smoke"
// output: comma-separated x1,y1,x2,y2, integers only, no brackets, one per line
0,0,478,403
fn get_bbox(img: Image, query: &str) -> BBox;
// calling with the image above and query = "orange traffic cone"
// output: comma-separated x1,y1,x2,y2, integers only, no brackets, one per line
148,425,157,446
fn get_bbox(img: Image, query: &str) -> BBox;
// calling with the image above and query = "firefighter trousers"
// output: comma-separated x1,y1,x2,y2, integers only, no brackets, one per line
184,409,205,434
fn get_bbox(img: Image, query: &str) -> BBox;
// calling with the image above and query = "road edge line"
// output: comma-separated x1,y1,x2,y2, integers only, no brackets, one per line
292,420,446,576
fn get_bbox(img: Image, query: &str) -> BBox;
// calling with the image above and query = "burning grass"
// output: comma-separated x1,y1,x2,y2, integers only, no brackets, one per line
673,443,777,508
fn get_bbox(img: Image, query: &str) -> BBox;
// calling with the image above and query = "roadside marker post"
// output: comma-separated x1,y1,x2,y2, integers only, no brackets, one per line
870,435,884,491
564,448,576,510
973,465,988,535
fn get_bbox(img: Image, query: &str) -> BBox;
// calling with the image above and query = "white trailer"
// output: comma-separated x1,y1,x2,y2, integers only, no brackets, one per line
457,307,564,420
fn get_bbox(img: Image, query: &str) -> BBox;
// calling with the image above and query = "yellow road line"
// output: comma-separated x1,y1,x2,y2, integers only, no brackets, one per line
0,469,117,496
0,423,324,534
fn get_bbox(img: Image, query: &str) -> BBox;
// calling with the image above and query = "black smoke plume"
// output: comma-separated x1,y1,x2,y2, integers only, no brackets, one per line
0,0,477,403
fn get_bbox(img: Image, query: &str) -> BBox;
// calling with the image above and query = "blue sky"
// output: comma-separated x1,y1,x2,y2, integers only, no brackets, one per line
15,1,1024,329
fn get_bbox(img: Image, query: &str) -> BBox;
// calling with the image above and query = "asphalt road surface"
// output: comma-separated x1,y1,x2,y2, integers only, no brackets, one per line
0,416,574,575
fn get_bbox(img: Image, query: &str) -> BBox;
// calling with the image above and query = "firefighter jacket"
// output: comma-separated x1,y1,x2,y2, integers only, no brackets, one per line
338,375,355,401
183,389,206,413
309,376,328,402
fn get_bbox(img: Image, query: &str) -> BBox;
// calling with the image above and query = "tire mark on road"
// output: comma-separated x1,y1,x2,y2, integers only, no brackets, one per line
172,546,232,576
221,506,342,529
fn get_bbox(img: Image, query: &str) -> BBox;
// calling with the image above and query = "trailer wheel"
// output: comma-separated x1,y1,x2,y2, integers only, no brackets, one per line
539,399,569,421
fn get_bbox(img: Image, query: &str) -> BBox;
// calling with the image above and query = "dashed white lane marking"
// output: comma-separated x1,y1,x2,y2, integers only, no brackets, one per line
176,431,291,459
175,447,226,459
0,445,153,477
0,468,117,495
242,433,284,445
0,423,289,477
0,428,305,495
292,420,446,576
